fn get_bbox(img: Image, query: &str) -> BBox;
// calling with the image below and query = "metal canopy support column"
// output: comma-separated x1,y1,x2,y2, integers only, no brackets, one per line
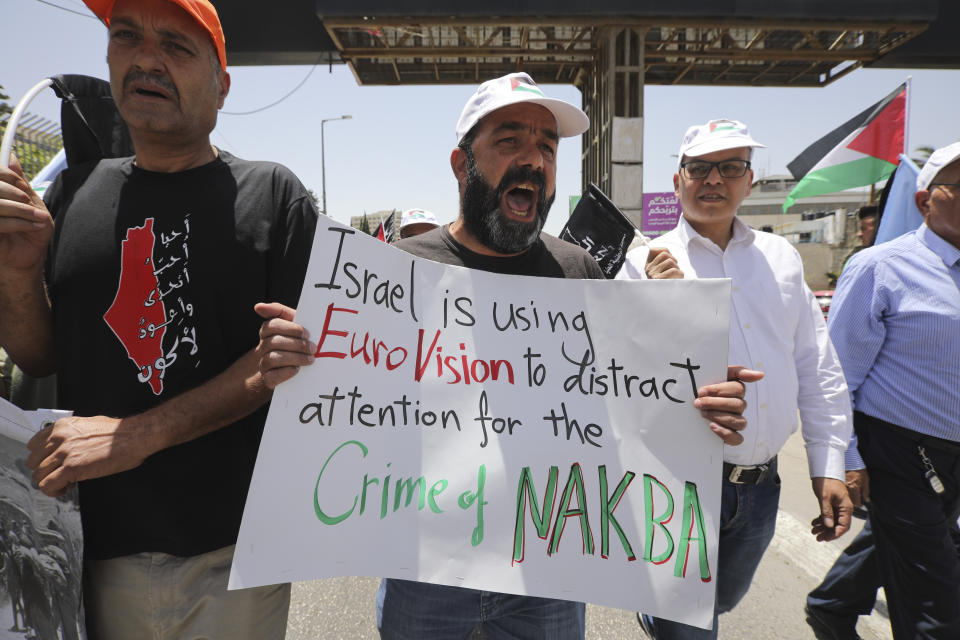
580,29,613,202
580,27,646,229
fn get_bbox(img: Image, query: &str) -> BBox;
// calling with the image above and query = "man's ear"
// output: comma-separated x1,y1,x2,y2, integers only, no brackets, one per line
915,189,932,216
451,147,468,186
217,71,231,109
673,173,680,197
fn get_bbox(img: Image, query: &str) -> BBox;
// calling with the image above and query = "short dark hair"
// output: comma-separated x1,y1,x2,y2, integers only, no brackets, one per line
858,205,879,220
458,125,479,154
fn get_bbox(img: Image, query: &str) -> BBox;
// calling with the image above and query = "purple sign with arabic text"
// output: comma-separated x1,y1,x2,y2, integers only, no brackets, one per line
642,192,682,237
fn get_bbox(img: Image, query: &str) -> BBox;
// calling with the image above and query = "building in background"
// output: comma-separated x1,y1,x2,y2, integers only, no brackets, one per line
349,209,400,238
738,175,870,289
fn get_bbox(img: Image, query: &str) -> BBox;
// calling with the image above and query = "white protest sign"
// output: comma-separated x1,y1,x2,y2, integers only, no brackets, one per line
0,396,72,444
230,220,731,629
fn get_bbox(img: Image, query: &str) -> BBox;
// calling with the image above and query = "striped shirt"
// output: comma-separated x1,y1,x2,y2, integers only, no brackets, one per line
831,224,960,469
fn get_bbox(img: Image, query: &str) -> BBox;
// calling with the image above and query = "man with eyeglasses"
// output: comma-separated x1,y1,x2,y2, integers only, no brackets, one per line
617,119,853,640
804,141,960,640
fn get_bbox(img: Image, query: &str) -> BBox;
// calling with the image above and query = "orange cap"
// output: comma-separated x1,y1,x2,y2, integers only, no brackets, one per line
83,0,227,71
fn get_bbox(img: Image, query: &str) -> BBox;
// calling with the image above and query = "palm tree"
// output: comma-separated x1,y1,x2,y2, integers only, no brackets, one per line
911,145,934,167
0,85,12,118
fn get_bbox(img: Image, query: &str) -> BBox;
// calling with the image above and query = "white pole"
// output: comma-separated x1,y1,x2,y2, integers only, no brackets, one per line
319,114,352,216
1,78,54,170
320,119,327,215
903,76,912,158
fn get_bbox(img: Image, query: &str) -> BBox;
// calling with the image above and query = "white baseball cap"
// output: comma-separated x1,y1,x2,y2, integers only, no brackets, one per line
917,141,960,191
455,72,589,144
677,119,765,167
400,208,439,230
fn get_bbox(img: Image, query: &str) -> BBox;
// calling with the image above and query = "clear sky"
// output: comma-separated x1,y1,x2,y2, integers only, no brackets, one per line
6,0,960,236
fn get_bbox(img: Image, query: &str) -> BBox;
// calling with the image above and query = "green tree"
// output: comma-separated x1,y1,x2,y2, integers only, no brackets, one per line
0,85,11,118
305,188,322,214
912,145,934,167
359,213,372,235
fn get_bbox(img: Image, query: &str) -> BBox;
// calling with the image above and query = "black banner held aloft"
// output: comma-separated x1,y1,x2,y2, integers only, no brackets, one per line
559,183,639,279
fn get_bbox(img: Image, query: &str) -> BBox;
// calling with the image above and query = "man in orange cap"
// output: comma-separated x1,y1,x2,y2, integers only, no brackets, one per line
0,0,317,637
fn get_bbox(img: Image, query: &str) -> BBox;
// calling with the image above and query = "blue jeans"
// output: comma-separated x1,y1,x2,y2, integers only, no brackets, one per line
378,578,585,640
644,461,781,639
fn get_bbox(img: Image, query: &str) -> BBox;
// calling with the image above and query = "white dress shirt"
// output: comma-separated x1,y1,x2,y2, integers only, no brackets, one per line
617,216,851,480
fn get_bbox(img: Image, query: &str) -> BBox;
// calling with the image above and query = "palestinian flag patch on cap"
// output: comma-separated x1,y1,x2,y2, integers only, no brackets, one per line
511,78,545,96
709,121,738,132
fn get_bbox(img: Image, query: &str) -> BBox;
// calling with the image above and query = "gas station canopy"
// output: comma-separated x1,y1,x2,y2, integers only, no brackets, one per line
218,0,958,220
221,1,957,86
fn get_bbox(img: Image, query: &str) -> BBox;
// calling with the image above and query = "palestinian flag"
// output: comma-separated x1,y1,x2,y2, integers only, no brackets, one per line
511,76,545,96
375,212,396,243
783,84,906,212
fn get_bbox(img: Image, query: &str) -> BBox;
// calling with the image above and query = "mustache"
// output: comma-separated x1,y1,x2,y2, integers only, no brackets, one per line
123,71,179,100
460,149,554,254
495,165,547,199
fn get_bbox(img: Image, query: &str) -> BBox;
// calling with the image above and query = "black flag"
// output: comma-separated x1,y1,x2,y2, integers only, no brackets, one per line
375,212,397,243
50,74,134,165
559,183,640,278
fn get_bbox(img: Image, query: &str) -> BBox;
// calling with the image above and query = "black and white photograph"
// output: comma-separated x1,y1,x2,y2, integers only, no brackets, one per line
0,432,85,640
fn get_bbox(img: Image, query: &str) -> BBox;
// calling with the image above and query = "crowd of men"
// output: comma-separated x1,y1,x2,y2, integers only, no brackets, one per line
1,0,958,639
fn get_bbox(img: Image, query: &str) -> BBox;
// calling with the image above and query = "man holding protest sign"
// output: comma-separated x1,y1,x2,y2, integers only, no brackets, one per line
257,75,760,639
618,119,853,639
0,0,316,637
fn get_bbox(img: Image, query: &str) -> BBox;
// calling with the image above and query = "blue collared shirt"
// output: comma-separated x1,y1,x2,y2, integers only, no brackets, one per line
831,224,960,469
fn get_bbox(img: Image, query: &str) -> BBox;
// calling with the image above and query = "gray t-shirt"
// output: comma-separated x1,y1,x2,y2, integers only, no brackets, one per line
395,226,605,279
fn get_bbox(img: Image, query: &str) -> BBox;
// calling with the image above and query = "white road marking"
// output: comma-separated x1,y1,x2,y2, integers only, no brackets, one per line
772,510,891,639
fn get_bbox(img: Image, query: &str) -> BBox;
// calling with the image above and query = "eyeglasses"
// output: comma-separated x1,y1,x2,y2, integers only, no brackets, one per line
930,182,960,192
680,159,751,180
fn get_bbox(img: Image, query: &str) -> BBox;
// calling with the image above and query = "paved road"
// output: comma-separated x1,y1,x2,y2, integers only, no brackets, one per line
285,431,892,639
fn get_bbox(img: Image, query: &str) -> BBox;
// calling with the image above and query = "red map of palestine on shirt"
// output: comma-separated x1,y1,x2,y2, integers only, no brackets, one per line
103,213,200,397
103,219,168,395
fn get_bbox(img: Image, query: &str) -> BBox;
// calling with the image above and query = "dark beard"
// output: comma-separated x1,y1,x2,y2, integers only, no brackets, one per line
461,147,554,254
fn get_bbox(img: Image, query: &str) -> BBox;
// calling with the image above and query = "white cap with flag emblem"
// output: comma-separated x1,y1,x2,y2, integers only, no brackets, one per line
677,119,766,167
455,72,589,144
917,141,960,192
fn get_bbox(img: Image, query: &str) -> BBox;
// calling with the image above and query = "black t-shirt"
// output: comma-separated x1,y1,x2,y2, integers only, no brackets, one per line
395,225,605,279
44,151,318,559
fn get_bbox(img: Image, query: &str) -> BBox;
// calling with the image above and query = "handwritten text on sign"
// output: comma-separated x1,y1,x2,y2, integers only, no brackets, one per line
230,220,731,630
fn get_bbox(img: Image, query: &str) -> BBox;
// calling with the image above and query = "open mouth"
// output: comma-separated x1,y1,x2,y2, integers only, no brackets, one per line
133,87,171,100
502,182,538,219
126,78,176,102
